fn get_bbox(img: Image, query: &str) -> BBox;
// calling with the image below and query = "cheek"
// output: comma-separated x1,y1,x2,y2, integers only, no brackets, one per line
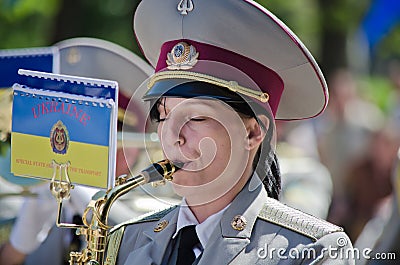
214,134,231,156
199,126,232,163
181,124,228,166
214,124,250,168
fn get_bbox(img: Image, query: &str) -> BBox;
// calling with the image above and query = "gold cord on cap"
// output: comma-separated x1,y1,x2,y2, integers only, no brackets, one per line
147,70,269,103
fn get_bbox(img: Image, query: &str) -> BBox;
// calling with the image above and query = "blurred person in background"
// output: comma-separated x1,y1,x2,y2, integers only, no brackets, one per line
341,122,400,241
314,69,384,224
387,59,400,128
276,120,333,219
353,59,400,265
355,146,400,265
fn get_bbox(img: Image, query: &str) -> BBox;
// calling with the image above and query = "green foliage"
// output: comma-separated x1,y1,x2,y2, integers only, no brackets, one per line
319,0,369,31
0,0,397,82
0,0,140,52
0,0,59,21
0,0,60,48
254,0,370,62
255,0,320,53
359,75,395,114
377,26,400,60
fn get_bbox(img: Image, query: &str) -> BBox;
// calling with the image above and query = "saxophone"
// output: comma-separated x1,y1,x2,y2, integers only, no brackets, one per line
50,159,182,265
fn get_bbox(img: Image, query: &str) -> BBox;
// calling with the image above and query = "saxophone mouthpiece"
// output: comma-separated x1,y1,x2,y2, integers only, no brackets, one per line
141,159,183,183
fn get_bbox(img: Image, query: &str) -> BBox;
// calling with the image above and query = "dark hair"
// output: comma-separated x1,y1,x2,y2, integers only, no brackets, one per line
149,97,281,200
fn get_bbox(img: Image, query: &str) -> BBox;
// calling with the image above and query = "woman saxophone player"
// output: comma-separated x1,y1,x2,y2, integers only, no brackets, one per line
110,0,355,264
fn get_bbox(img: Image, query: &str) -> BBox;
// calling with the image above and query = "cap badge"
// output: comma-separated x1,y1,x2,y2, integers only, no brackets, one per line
231,215,247,231
50,120,69,155
177,0,194,15
154,220,169,232
167,42,199,70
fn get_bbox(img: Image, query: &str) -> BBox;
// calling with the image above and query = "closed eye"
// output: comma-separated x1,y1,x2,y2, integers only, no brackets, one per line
190,117,206,122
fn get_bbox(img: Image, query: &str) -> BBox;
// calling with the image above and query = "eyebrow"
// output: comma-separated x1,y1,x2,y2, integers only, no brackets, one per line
179,98,221,109
158,98,220,114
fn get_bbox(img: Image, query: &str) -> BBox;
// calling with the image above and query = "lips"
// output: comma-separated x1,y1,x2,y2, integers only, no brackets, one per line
169,159,195,171
172,160,185,169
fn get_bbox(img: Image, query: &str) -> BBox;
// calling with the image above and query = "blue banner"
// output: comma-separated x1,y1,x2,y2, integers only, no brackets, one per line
0,47,57,88
12,88,112,146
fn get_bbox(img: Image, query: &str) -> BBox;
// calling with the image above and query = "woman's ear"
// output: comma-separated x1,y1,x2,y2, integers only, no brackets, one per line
245,115,269,150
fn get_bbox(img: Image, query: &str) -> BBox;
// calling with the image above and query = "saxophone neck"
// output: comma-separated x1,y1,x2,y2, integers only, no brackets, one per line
67,159,182,265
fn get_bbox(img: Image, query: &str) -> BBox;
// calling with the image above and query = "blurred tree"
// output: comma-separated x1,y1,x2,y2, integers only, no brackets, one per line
0,0,142,55
256,0,320,55
383,28,400,53
2,0,398,96
50,0,142,56
0,0,374,76
258,0,370,80
0,0,60,48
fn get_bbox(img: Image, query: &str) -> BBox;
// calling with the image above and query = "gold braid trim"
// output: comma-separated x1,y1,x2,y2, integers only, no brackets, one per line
258,197,343,241
147,70,269,103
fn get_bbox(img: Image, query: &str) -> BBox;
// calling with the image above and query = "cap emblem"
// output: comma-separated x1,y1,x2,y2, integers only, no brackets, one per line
177,0,194,15
167,42,199,70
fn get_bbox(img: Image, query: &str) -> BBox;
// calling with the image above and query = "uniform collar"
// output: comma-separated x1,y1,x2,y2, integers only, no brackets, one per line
174,198,231,250
173,171,266,246
220,172,267,238
124,173,269,265
194,172,268,265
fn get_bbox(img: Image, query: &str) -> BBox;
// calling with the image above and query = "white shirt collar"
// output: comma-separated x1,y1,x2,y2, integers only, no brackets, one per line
174,198,230,250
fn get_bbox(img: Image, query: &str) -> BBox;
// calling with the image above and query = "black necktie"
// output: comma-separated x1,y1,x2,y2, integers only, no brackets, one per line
176,225,200,265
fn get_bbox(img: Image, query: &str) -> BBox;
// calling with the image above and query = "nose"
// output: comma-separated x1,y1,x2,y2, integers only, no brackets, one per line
158,118,186,148
176,130,185,146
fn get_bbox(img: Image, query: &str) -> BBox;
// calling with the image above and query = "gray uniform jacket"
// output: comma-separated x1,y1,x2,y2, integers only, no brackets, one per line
107,175,355,265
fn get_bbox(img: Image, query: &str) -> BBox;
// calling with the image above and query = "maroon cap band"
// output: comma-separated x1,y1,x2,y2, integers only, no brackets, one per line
155,39,284,117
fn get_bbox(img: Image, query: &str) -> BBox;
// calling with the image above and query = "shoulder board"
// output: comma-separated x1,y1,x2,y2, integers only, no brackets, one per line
110,205,178,234
258,197,343,241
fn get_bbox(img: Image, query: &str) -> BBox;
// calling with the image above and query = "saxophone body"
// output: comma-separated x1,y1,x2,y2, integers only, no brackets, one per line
67,160,180,265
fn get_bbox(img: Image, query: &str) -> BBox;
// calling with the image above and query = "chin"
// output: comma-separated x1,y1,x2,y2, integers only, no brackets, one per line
171,170,199,186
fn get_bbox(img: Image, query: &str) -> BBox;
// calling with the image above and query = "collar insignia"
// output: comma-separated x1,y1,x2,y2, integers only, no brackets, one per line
231,215,247,231
154,219,169,232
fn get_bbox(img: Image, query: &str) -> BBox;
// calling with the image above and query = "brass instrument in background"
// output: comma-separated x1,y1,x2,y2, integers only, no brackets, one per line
50,159,182,265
